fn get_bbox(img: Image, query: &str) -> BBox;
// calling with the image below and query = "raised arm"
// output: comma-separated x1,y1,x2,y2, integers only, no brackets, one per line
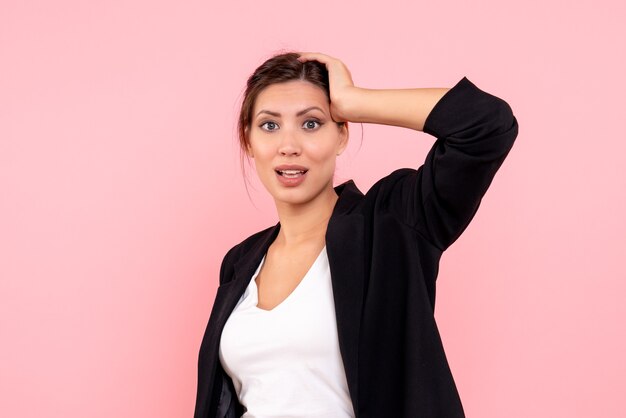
299,52,519,251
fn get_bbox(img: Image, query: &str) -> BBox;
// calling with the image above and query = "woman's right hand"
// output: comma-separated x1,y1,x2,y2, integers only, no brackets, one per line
297,52,360,123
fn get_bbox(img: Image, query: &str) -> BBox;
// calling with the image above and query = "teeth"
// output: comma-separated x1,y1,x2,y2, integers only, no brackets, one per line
278,169,306,176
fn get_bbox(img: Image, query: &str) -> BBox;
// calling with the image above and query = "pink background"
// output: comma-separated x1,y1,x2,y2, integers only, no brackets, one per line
1,0,625,416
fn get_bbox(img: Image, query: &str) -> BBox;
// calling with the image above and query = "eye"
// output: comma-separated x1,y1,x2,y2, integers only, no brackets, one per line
260,121,279,131
303,119,323,130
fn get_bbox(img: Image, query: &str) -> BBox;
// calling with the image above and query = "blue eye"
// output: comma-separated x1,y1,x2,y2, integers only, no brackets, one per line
260,121,278,131
303,120,322,130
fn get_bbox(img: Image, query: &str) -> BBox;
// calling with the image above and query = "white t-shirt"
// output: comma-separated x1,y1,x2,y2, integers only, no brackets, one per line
219,245,355,418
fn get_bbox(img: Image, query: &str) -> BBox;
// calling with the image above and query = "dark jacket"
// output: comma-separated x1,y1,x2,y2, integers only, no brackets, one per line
194,77,519,417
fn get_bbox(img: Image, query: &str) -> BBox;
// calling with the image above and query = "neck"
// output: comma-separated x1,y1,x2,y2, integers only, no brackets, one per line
274,185,339,247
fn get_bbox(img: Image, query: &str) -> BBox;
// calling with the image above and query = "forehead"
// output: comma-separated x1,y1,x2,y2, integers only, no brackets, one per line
254,80,328,114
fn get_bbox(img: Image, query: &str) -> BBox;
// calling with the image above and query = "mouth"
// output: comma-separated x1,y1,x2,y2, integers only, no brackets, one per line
275,169,308,178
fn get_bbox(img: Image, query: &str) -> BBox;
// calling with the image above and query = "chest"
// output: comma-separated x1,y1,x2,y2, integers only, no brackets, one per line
255,242,327,311
221,245,338,365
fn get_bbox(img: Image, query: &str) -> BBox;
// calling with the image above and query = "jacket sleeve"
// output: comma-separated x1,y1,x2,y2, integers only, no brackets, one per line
383,76,518,251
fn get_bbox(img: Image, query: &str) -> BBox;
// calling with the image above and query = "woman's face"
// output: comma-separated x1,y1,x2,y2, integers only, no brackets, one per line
247,80,349,207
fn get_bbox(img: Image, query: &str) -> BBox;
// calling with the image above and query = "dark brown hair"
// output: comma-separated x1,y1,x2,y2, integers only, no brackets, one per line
237,52,345,181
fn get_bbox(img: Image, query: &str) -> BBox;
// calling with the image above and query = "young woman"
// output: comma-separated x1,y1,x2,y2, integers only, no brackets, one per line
194,52,518,418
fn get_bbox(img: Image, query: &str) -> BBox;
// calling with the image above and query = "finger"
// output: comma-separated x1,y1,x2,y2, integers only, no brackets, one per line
297,52,337,65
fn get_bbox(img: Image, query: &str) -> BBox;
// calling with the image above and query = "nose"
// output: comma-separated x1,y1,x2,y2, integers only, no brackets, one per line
277,129,301,156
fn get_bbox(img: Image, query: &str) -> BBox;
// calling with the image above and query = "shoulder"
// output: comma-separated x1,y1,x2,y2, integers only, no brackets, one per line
329,172,425,218
226,225,275,259
370,168,419,188
218,224,277,285
363,167,422,205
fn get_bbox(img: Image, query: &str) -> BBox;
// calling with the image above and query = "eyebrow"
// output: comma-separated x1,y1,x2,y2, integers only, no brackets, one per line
255,106,326,118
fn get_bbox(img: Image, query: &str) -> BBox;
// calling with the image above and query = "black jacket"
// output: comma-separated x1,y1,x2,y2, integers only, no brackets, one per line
194,77,519,417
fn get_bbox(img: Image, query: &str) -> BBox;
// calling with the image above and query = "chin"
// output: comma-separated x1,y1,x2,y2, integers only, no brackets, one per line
272,190,314,206
270,183,327,205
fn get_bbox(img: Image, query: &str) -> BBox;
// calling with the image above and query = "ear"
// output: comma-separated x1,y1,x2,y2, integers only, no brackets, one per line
336,122,349,156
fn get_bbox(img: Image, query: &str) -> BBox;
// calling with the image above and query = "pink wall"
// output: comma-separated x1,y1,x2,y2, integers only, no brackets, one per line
1,0,624,416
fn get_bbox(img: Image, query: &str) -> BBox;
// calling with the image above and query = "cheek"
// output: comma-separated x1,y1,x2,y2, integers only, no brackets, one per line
306,138,339,159
306,146,337,174
249,141,275,162
315,146,340,170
